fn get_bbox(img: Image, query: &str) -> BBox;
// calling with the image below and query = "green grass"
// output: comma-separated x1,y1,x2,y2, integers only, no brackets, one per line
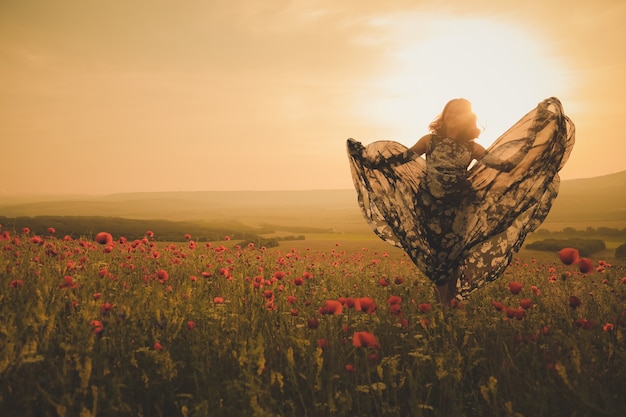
1,227,625,417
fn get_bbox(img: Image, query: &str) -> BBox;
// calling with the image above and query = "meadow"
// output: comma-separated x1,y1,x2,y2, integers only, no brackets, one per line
1,225,625,417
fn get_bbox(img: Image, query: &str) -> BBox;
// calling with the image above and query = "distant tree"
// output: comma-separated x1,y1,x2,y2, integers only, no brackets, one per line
616,242,626,260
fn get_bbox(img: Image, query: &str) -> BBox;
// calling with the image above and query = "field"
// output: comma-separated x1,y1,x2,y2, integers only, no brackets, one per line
1,172,626,416
1,224,625,417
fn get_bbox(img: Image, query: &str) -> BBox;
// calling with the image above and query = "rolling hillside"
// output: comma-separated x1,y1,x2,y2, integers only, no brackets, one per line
1,171,625,232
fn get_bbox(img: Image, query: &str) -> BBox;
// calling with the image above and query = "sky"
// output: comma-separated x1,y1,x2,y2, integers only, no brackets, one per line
1,0,625,195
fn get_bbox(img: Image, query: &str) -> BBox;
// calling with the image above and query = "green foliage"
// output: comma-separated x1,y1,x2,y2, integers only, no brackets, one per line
525,238,606,257
0,215,262,242
1,229,625,417
615,242,626,260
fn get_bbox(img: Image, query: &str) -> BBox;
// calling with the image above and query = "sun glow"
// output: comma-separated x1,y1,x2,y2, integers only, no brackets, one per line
360,15,571,148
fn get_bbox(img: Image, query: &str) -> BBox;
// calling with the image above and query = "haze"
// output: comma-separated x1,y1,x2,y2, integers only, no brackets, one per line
1,0,625,195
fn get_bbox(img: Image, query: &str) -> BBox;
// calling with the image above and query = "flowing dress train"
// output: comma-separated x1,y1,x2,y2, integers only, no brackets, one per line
346,97,575,299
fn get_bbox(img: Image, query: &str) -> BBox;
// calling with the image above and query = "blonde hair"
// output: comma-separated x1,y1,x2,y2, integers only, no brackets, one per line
428,98,481,142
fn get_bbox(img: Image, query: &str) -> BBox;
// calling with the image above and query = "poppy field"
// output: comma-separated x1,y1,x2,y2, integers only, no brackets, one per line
1,227,625,417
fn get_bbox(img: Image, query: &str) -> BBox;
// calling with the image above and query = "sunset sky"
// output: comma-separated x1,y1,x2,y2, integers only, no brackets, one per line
1,0,625,195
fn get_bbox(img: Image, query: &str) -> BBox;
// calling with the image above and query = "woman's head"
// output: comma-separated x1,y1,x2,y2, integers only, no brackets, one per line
429,98,481,141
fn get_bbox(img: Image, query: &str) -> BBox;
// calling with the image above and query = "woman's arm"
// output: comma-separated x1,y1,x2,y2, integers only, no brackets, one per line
370,135,430,167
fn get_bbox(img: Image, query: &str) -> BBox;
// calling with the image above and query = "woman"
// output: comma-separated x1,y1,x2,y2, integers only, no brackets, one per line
347,97,575,305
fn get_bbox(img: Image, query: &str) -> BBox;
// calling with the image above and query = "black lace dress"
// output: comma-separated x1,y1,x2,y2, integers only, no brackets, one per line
347,97,575,299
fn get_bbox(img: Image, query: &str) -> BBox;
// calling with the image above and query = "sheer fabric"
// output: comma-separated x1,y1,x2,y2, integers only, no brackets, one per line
347,97,575,299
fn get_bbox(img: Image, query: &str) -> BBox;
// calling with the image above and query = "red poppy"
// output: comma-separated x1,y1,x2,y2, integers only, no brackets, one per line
95,232,113,245
574,318,594,330
387,295,402,305
89,320,104,334
100,302,114,313
307,318,320,329
213,297,225,304
317,339,328,349
491,301,505,311
505,308,517,319
569,295,581,308
418,303,432,313
319,299,343,315
508,282,523,295
154,342,163,351
558,248,580,265
187,320,196,330
156,269,169,282
345,363,355,372
293,277,304,286
576,257,594,274
519,299,533,310
352,331,379,348
603,322,614,332
58,275,79,289
355,297,377,314
9,279,23,288
378,278,389,287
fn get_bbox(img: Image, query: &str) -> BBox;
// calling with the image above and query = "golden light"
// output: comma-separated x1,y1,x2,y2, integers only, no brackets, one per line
358,14,571,148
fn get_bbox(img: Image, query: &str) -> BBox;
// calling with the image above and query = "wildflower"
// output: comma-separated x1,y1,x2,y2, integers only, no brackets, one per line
89,320,104,335
317,339,328,349
491,301,505,311
531,285,541,296
319,299,343,315
293,277,304,286
100,302,114,314
355,297,377,314
387,295,402,305
95,232,113,245
394,277,404,285
186,320,196,330
154,342,163,351
574,318,594,330
47,227,56,234
146,231,155,238
577,257,594,274
213,297,225,304
603,322,614,332
156,269,169,282
569,295,581,308
290,309,299,316
558,247,580,265
352,331,379,348
505,308,517,319
307,318,320,329
418,303,432,313
508,282,523,295
22,227,30,234
378,278,389,287
93,292,102,300
345,363,355,372
520,299,533,310
9,279,23,288
58,275,79,289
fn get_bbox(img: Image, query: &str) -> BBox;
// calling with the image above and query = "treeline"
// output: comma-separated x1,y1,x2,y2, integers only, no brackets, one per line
0,215,264,242
534,226,626,238
525,238,607,257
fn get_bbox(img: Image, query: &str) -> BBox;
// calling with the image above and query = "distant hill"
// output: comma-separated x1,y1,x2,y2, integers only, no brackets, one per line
1,171,625,232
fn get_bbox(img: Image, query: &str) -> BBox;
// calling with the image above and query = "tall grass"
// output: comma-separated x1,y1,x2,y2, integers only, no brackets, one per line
0,228,624,416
